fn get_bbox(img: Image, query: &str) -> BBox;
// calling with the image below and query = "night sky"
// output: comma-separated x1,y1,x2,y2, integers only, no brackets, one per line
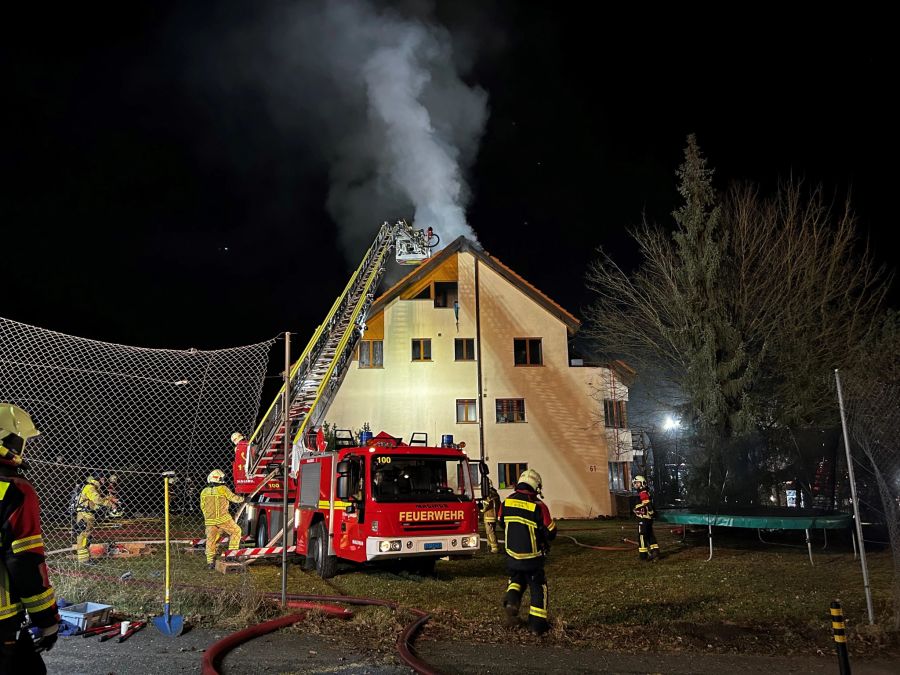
5,4,895,353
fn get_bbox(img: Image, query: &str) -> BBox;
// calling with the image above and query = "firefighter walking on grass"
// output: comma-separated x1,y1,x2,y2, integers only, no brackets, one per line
200,469,244,569
632,475,660,561
0,404,60,674
74,475,117,564
498,468,556,635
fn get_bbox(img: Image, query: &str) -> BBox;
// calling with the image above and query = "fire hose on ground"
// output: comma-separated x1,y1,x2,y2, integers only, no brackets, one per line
49,566,441,675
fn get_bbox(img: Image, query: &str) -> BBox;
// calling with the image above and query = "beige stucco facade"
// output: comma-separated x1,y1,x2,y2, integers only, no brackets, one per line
326,241,628,517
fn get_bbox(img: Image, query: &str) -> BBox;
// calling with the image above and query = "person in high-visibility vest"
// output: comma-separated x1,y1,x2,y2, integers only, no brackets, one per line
0,404,60,673
200,469,244,569
74,476,117,564
632,475,660,561
498,468,556,635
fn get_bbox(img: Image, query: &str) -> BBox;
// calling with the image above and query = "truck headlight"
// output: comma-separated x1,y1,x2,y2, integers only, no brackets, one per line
461,535,479,548
379,540,402,553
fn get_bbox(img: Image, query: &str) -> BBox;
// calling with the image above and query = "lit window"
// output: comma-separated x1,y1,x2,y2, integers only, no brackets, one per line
604,399,627,428
514,338,543,366
496,398,526,423
411,338,432,361
455,338,475,361
358,340,384,368
498,462,528,490
456,399,478,423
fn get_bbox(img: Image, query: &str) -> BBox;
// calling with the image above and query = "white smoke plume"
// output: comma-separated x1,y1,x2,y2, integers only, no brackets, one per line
193,1,488,257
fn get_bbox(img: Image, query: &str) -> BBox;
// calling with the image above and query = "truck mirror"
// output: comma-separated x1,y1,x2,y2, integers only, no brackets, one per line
337,475,349,500
336,460,351,476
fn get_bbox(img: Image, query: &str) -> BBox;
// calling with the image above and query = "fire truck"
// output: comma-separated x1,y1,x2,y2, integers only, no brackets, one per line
229,220,480,577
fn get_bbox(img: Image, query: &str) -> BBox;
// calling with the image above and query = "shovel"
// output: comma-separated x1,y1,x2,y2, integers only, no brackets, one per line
152,472,184,636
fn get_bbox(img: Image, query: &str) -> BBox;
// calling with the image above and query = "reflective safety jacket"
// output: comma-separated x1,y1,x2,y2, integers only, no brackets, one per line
0,474,59,632
498,485,556,561
633,489,655,520
77,480,113,513
200,483,242,526
479,487,501,523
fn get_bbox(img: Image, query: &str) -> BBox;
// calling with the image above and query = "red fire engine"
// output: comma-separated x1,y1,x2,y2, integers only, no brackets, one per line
224,220,481,576
233,430,479,577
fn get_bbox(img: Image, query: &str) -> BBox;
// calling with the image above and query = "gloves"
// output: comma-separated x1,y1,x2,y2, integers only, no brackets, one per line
34,623,59,652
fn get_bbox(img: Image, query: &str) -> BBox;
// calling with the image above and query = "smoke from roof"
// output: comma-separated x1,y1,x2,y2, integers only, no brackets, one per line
190,1,488,258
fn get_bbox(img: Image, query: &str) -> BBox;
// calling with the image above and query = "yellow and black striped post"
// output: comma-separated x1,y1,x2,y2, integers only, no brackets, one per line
830,600,851,675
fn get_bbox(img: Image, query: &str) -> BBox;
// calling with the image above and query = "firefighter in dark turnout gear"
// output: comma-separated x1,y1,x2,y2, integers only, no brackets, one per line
0,404,60,675
632,475,660,561
498,468,556,635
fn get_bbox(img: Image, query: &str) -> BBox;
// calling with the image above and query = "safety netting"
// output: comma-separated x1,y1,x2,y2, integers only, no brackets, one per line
0,316,274,618
835,369,900,629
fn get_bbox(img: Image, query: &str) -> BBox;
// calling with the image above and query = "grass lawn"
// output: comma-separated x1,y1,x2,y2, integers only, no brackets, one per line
49,519,897,657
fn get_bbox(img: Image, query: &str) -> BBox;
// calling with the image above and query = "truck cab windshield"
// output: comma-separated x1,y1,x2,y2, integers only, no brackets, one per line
371,455,473,502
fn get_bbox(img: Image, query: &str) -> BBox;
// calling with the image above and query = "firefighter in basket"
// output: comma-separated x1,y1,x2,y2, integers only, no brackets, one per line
632,475,660,561
200,469,244,569
73,475,118,564
498,468,556,636
0,404,60,673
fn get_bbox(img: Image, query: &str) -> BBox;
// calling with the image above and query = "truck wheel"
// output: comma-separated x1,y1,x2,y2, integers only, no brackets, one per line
310,521,337,579
256,513,268,549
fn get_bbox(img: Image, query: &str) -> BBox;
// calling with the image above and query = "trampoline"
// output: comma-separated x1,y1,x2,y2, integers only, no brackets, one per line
658,507,853,565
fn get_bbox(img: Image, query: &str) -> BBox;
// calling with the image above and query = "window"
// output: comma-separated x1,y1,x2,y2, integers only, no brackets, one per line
495,398,526,423
411,338,432,361
514,338,543,366
456,399,478,423
455,338,475,361
358,340,383,368
604,399,628,428
608,462,628,492
434,282,458,308
498,462,528,490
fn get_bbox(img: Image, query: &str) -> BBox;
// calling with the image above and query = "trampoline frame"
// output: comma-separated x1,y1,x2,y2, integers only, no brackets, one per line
659,509,853,565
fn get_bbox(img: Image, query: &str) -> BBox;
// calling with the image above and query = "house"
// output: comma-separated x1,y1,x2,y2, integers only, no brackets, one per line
326,237,634,518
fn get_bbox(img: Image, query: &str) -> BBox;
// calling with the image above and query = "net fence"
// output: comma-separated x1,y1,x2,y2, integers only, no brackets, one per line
0,316,274,618
836,369,900,629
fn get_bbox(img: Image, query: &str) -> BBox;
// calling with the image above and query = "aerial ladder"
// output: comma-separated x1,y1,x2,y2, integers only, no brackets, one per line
241,220,439,489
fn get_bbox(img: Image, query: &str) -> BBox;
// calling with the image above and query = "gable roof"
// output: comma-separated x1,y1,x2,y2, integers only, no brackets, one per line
372,236,581,333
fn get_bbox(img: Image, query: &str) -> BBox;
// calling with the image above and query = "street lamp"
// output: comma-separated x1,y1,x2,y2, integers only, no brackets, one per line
663,415,681,502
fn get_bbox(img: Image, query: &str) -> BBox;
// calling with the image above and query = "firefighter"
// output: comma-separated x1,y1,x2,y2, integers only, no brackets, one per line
498,468,556,635
74,475,117,564
0,404,60,674
104,474,123,518
632,475,660,561
478,478,501,554
200,469,244,569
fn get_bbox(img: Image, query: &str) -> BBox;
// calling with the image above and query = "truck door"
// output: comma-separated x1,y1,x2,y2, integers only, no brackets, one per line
336,454,366,561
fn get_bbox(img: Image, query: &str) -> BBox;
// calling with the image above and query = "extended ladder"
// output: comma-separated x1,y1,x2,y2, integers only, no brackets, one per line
244,220,434,479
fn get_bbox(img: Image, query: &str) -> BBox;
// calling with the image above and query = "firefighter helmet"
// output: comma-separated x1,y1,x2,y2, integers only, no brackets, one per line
632,475,647,490
231,432,244,445
518,468,543,494
207,469,226,484
0,403,41,467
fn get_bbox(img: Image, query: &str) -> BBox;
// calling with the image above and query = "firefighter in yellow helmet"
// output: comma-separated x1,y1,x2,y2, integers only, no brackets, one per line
0,404,60,672
632,475,660,561
498,468,556,635
74,475,117,564
200,469,244,569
